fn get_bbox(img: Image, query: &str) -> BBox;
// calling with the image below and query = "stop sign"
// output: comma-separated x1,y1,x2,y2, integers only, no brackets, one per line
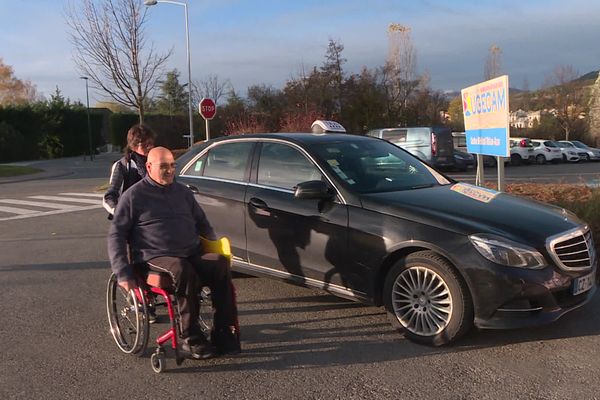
199,98,217,120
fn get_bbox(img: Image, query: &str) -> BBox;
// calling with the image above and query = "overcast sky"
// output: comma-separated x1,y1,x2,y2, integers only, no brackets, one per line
1,0,599,105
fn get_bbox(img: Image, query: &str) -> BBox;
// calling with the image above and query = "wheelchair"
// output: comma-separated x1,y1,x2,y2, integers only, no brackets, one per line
106,237,231,373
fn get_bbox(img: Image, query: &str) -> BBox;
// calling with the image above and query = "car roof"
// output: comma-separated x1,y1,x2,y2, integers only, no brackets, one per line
210,132,374,145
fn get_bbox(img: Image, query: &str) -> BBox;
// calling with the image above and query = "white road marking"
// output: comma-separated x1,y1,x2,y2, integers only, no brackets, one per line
28,195,100,204
0,199,79,210
0,192,104,221
0,205,38,215
59,192,104,198
0,205,101,221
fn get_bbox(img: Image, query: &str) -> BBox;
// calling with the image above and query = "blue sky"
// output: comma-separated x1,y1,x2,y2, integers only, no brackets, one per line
0,0,599,105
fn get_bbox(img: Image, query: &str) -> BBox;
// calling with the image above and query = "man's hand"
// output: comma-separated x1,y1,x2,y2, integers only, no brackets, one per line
118,279,138,292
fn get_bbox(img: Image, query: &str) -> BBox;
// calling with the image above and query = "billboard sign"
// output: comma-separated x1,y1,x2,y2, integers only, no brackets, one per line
461,75,510,157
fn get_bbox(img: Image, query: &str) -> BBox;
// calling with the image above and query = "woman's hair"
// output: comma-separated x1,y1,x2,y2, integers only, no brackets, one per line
126,124,155,151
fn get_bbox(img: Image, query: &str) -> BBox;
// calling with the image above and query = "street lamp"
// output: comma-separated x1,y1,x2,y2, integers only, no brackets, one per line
80,76,94,161
144,0,194,148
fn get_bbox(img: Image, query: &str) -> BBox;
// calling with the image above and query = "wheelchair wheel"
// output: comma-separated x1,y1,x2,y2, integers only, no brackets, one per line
198,287,213,338
106,273,149,355
151,350,166,373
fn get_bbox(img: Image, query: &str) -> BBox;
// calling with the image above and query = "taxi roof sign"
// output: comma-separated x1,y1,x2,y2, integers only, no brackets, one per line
311,120,346,133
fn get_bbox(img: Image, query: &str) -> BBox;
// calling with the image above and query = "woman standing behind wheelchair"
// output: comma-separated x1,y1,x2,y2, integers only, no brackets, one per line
103,123,155,218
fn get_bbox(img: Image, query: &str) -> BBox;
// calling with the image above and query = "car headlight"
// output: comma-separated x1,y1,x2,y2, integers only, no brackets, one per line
469,234,546,269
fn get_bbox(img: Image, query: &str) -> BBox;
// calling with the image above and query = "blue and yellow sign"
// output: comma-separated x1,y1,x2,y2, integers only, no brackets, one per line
461,75,510,157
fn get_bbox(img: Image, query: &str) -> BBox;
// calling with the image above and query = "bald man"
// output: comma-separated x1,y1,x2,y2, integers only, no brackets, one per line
108,147,240,359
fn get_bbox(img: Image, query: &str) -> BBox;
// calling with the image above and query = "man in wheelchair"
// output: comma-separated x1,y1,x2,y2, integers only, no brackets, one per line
108,147,241,359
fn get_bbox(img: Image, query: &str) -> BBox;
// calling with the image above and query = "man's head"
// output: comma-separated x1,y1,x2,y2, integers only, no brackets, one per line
146,147,176,185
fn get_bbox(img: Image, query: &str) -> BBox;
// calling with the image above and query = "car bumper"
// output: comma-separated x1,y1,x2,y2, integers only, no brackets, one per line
459,248,599,330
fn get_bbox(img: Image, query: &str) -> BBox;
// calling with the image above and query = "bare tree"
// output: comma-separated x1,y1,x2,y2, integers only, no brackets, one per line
384,23,420,124
192,74,232,106
65,0,171,122
484,44,502,80
543,65,587,141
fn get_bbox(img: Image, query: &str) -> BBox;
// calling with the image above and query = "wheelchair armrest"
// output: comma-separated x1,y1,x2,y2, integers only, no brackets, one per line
200,236,231,261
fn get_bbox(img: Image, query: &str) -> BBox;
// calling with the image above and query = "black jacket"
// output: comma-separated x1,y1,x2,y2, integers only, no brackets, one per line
102,152,146,216
107,176,217,281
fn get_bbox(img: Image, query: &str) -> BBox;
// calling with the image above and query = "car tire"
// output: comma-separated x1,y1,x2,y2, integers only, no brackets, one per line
510,154,522,166
584,154,590,162
383,251,473,346
535,154,546,165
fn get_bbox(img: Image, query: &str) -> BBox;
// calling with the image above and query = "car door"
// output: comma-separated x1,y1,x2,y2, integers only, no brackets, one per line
178,140,255,260
244,141,349,287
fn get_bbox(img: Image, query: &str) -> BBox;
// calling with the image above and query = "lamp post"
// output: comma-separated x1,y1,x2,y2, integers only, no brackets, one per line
144,0,194,148
80,76,94,161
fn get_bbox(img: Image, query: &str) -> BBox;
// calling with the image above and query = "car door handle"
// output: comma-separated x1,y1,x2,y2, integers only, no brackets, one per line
186,184,200,194
249,197,271,216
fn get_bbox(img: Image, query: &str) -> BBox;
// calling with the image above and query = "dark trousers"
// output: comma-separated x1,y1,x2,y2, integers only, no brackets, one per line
147,252,238,341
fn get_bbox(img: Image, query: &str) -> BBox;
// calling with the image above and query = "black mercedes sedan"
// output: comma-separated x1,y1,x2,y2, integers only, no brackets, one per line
176,133,598,346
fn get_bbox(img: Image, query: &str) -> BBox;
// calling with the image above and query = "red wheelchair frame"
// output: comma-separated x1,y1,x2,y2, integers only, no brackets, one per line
107,237,231,373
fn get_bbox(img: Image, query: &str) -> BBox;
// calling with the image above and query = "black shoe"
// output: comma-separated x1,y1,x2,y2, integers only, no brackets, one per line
181,337,216,360
212,327,241,355
148,309,157,324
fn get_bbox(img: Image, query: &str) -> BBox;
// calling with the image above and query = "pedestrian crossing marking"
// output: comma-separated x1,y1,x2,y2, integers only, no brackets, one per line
0,192,103,221
0,199,79,210
28,195,100,205
59,193,104,198
0,205,38,215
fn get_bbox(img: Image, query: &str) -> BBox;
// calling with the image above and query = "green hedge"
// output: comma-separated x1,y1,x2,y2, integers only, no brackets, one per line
0,104,103,162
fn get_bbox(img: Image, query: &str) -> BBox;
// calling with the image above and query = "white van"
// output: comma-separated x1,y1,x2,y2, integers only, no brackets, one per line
367,127,455,169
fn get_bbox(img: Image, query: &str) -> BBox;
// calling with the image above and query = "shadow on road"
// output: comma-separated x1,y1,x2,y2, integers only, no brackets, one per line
166,277,600,374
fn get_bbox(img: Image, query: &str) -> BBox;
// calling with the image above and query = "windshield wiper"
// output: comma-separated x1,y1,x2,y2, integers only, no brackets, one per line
408,183,435,190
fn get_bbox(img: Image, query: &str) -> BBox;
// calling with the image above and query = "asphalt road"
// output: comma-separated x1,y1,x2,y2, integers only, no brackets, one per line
1,154,599,400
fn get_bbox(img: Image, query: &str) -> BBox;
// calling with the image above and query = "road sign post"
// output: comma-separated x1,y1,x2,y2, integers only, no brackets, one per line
199,98,216,141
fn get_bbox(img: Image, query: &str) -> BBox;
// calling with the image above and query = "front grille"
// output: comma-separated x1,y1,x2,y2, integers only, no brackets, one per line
547,226,595,271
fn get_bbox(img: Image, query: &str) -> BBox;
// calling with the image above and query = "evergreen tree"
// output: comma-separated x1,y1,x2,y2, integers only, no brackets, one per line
154,70,188,115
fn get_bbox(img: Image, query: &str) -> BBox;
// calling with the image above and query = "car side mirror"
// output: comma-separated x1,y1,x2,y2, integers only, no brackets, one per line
294,180,334,200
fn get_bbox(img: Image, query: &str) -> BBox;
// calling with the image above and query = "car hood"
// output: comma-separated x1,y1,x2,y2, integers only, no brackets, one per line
360,183,583,246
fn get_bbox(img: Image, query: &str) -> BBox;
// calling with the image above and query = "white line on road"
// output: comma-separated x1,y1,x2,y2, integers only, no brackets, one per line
0,205,38,215
59,193,104,198
0,199,79,210
0,205,102,221
28,195,100,204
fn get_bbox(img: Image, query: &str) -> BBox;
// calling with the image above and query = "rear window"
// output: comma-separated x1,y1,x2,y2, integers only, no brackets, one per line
544,141,557,147
381,129,407,144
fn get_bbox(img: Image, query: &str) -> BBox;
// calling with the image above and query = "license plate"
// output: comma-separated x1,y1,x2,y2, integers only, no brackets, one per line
572,271,595,295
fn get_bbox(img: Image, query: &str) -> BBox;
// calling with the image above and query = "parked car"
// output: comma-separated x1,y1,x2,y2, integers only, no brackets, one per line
452,132,507,168
558,140,600,161
530,139,563,164
509,139,534,165
552,141,581,163
176,133,598,346
453,149,475,171
367,127,455,169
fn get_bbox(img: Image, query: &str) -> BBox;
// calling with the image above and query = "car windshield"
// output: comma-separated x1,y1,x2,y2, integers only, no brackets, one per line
571,141,589,149
309,139,451,194
559,141,574,148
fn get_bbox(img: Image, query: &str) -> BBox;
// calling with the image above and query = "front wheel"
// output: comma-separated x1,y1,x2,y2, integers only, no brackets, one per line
151,351,166,373
383,251,473,346
535,154,546,165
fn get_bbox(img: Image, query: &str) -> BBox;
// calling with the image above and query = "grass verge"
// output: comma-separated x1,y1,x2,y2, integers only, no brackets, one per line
489,183,599,254
0,165,43,177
